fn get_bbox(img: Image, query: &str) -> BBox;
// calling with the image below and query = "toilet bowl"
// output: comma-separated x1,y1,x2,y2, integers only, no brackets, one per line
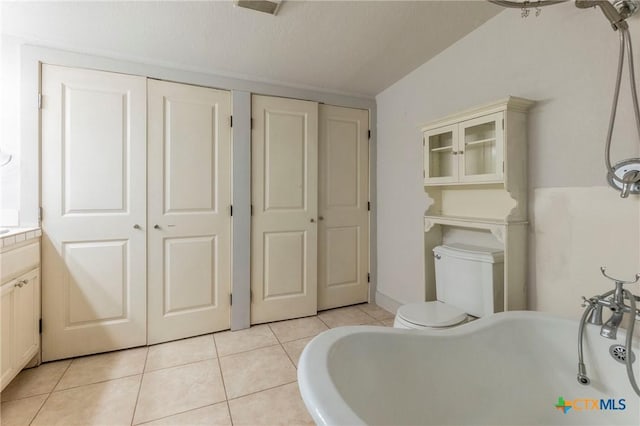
394,243,504,330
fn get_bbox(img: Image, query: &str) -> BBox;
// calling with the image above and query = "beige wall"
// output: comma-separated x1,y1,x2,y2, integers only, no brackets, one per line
375,3,640,318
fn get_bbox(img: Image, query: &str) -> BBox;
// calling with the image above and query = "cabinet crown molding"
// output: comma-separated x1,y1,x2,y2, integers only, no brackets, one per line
420,96,535,132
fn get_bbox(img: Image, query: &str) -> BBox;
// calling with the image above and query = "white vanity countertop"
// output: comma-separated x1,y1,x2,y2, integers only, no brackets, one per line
0,227,42,249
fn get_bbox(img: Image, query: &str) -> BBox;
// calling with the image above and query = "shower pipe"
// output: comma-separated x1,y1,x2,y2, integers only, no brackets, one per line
489,0,640,398
489,0,640,197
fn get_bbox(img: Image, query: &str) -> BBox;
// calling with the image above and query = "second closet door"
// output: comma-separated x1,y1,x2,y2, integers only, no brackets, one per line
147,80,231,344
318,105,369,310
251,95,318,324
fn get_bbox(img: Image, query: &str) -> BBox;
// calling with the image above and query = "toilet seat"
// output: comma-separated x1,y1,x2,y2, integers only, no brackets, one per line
396,301,467,328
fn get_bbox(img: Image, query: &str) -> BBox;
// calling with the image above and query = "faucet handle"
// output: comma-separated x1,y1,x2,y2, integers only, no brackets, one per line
600,266,640,285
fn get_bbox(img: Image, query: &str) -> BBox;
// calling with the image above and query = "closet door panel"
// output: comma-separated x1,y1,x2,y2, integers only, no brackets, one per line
318,105,369,310
41,64,147,361
251,95,318,324
147,79,231,344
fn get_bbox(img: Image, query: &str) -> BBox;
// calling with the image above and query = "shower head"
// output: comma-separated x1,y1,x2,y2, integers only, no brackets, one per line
575,0,629,30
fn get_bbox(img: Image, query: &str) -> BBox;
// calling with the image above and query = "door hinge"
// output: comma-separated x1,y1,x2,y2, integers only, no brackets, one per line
368,129,371,140
250,204,254,216
38,207,43,222
251,118,254,129
367,201,371,211
502,161,505,172
250,290,253,302
230,294,232,306
230,205,233,217
39,318,42,334
230,115,233,128
38,93,42,110
502,118,504,130
367,273,370,283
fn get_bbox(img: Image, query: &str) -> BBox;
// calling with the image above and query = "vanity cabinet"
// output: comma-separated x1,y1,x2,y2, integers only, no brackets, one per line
1,237,41,391
421,97,533,311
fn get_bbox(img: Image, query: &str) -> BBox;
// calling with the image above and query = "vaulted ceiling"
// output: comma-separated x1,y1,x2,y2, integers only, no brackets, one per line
1,1,501,97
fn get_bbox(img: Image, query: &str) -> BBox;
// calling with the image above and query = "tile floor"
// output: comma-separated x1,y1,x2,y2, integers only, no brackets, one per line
1,303,395,426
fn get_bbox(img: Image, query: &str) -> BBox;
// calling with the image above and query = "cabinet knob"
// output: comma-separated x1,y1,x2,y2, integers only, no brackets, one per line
319,216,324,221
14,279,27,288
310,218,315,223
133,224,141,229
452,151,458,156
154,224,161,229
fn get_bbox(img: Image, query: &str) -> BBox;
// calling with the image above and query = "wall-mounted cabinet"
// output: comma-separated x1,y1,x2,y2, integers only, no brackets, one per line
421,97,534,311
424,112,504,185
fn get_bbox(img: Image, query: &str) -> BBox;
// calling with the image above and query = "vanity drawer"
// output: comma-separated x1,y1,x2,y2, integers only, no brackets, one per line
1,241,40,283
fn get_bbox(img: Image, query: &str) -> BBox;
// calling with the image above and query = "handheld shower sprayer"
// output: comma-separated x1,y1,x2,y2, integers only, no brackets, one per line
575,0,629,30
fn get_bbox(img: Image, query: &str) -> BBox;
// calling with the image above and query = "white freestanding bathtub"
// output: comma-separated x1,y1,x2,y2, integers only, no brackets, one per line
298,311,640,425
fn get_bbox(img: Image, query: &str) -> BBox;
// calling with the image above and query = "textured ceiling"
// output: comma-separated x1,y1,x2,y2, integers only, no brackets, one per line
1,1,501,97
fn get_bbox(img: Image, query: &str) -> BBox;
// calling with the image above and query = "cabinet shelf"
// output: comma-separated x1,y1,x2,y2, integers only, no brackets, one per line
424,214,527,231
465,137,496,147
430,146,453,153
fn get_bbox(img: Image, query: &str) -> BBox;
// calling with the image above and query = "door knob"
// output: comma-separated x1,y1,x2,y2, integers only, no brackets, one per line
154,224,161,229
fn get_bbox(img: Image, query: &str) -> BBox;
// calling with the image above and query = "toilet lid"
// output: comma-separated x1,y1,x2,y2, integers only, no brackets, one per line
397,301,467,328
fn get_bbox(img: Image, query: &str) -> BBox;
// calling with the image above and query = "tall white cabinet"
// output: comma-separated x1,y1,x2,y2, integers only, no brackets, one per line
422,97,533,311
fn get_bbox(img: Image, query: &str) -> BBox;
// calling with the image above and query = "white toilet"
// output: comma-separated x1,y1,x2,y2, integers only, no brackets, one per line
394,243,505,330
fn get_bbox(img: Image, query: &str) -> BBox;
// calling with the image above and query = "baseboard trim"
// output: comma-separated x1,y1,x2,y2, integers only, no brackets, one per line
374,291,402,314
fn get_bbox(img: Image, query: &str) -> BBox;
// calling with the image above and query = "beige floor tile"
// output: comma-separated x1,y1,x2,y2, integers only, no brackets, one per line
228,382,313,425
140,402,231,425
268,316,328,343
0,394,48,426
133,359,226,424
1,360,71,401
282,337,313,367
31,375,140,426
357,303,395,320
318,306,376,328
145,335,216,372
381,318,396,327
55,347,147,390
214,324,278,356
220,345,296,399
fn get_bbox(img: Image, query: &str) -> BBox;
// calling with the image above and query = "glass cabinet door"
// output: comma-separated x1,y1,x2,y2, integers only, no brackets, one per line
423,124,458,184
459,112,504,183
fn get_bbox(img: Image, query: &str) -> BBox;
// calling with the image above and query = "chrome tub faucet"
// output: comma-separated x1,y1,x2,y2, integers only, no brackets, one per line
577,267,640,396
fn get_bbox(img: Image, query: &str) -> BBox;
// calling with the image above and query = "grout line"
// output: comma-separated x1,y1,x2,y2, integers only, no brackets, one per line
28,360,72,425
267,323,298,369
226,380,298,402
130,347,150,425
134,402,225,426
212,333,233,426
217,342,281,359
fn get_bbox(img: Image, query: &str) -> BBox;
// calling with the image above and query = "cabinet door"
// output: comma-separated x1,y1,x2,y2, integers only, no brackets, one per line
14,269,40,368
424,124,458,185
1,283,16,390
459,112,504,183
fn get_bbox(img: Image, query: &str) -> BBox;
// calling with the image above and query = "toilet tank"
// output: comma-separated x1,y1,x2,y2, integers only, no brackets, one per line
433,244,504,318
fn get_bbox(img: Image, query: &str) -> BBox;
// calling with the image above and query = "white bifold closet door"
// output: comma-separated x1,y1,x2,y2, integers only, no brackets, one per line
251,95,318,324
147,79,231,344
317,105,369,310
41,64,147,361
